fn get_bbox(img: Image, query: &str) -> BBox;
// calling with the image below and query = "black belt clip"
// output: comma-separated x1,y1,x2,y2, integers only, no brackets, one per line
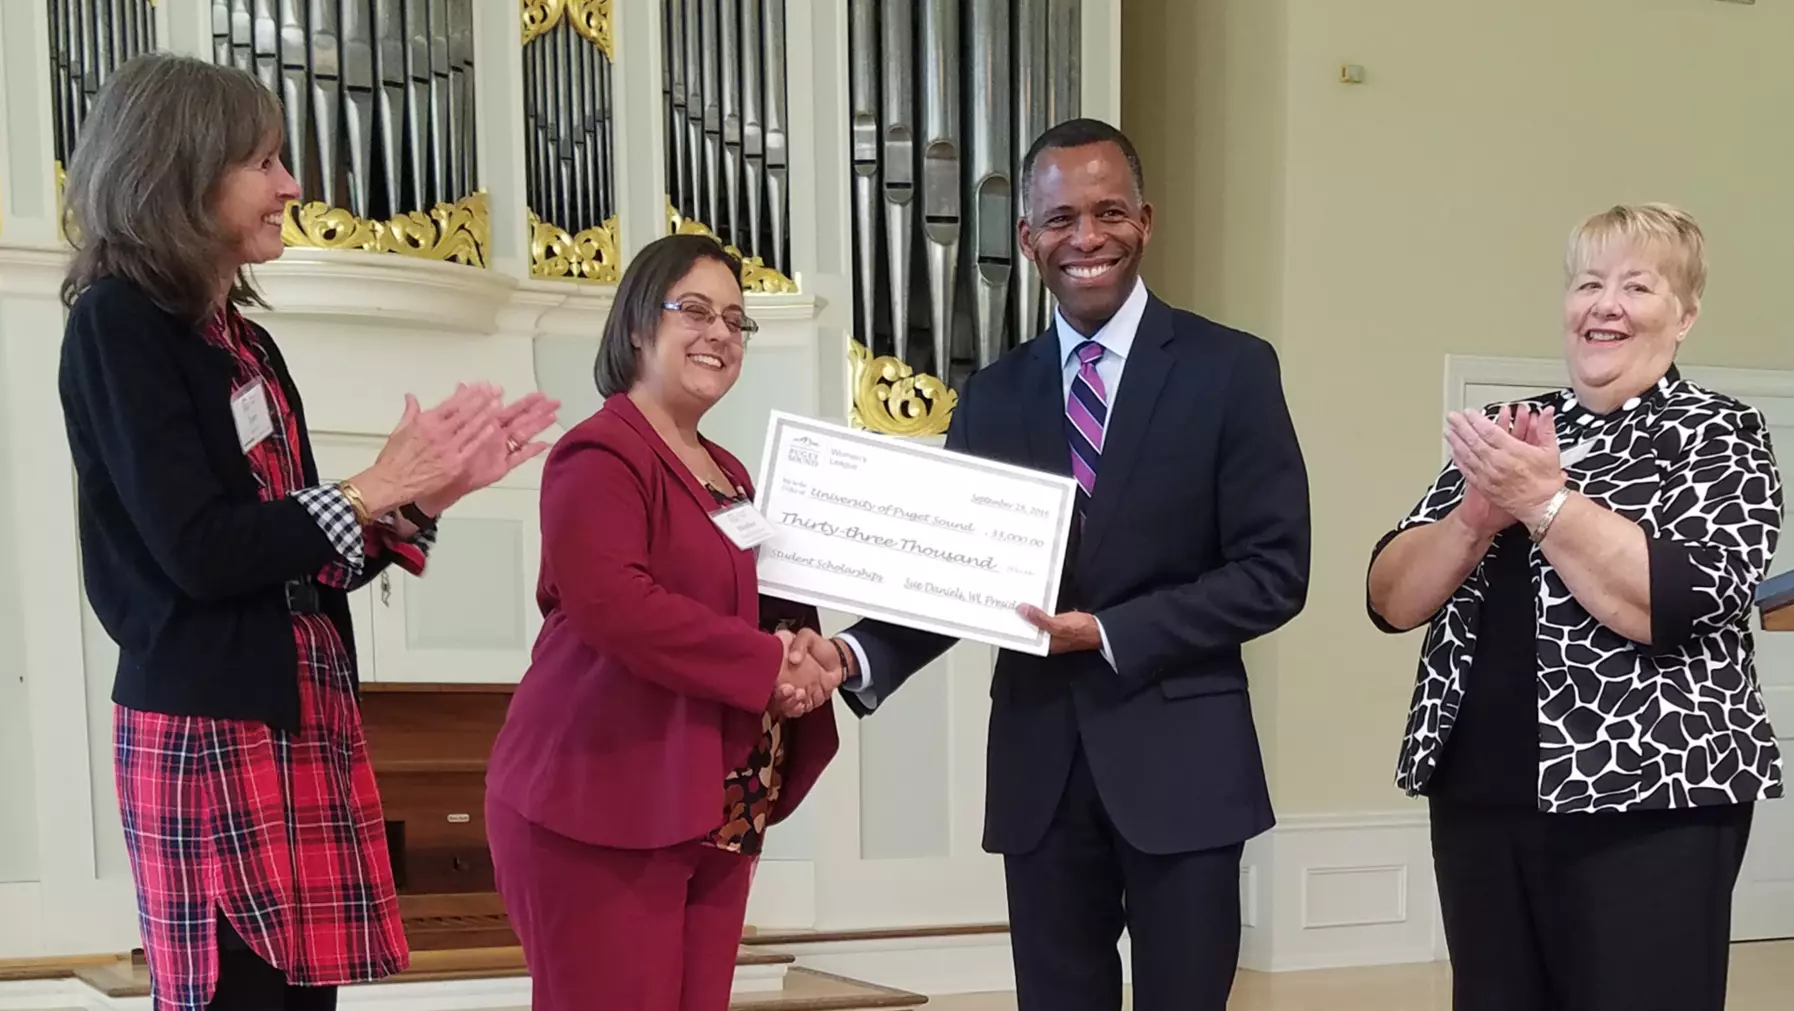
284,579,323,614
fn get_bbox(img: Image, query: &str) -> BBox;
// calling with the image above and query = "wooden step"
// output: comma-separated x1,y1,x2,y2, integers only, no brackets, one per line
732,968,926,1009
399,894,518,951
70,945,798,998
69,958,142,998
742,923,1008,946
0,952,120,983
41,953,927,1010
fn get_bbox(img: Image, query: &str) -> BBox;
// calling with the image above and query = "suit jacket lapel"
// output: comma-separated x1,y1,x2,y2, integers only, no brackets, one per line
1080,297,1175,564
1022,332,1072,476
607,394,758,615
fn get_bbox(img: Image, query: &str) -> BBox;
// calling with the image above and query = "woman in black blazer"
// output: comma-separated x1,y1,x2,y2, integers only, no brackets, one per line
56,55,558,1011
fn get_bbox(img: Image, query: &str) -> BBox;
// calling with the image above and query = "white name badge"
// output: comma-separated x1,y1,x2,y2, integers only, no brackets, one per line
712,500,777,550
231,379,275,452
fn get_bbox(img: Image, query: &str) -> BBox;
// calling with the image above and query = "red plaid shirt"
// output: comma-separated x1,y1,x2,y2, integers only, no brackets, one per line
115,307,427,1009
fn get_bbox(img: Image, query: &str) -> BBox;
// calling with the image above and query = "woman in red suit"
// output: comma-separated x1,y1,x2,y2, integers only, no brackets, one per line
485,234,842,1011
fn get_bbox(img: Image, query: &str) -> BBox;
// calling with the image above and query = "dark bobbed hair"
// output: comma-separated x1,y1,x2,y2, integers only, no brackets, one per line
60,52,285,324
593,234,744,397
1019,117,1147,217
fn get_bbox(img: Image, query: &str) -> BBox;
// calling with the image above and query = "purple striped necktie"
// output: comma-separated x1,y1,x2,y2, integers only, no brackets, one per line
1065,340,1108,510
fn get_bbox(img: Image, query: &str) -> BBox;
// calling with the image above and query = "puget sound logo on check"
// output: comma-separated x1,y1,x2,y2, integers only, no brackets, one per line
786,435,821,467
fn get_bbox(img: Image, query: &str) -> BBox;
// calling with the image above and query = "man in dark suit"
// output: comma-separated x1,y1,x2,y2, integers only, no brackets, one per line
794,118,1310,1010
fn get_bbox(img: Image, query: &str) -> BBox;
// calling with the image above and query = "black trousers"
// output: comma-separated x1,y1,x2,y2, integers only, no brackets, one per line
1004,744,1243,1011
1430,799,1753,1011
204,916,338,1011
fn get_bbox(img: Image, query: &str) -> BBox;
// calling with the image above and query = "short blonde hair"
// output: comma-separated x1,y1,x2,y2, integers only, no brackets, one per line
1564,202,1707,308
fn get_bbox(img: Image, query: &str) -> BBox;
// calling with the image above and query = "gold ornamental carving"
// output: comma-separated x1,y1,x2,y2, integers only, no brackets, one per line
665,198,798,295
521,0,614,59
529,212,622,283
848,339,957,438
54,161,80,243
281,192,490,267
54,161,68,240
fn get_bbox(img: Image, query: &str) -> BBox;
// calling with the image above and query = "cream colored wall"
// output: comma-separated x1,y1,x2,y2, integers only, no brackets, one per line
1124,0,1794,814
1122,0,1293,793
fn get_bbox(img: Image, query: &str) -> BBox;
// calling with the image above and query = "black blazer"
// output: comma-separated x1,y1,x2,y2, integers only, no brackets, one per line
58,276,377,732
842,296,1311,856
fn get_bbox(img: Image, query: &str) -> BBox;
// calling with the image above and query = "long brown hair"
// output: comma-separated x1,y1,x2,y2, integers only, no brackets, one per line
60,53,286,324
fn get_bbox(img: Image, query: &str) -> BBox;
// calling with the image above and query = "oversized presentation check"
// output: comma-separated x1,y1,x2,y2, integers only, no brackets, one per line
752,411,1079,655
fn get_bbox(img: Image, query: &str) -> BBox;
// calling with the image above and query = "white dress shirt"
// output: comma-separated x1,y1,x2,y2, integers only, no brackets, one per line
837,278,1151,707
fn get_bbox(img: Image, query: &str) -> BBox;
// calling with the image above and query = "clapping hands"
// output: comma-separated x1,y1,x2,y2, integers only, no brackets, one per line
415,383,561,516
1445,403,1566,530
350,382,560,520
770,628,848,719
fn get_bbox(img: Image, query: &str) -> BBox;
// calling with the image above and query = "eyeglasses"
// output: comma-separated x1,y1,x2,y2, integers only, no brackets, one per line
663,300,759,342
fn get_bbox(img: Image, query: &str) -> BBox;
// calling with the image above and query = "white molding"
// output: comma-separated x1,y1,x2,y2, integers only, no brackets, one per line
1270,810,1430,834
248,251,521,335
0,978,77,1011
783,0,828,298
0,236,819,351
1239,863,1261,929
1083,0,1124,125
1237,833,1272,968
1445,353,1794,411
742,293,827,322
745,858,817,930
0,242,834,339
1678,364,1794,400
611,0,669,264
0,246,67,298
0,885,42,957
503,281,616,337
1249,811,1438,973
333,978,532,1011
770,811,1437,994
1443,353,1569,408
472,0,527,277
506,284,820,331
0,3,62,250
155,0,211,57
0,279,112,955
0,6,12,246
1300,865,1409,930
1443,354,1794,475
0,811,1441,1003
150,0,185,59
732,959,789,994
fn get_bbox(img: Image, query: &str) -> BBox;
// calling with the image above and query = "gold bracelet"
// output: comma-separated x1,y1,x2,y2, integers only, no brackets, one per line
338,481,373,526
1529,487,1570,544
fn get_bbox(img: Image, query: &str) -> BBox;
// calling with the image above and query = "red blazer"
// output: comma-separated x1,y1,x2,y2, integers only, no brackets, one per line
486,393,839,850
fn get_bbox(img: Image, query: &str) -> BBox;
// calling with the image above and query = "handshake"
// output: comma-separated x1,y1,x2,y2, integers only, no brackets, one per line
769,628,854,719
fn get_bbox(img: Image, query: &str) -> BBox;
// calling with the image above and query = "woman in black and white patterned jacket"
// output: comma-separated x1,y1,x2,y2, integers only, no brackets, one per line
1368,203,1783,1011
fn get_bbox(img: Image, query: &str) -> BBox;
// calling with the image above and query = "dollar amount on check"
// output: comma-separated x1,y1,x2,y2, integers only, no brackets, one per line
751,412,1078,655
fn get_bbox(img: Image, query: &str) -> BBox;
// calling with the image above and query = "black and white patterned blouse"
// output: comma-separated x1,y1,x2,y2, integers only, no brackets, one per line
1374,367,1786,813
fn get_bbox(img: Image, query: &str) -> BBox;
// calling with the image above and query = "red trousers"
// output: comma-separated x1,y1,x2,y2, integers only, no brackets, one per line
486,798,755,1011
